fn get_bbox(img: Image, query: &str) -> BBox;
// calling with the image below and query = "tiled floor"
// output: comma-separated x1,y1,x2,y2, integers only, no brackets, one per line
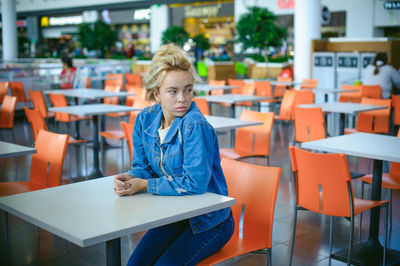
0,103,399,266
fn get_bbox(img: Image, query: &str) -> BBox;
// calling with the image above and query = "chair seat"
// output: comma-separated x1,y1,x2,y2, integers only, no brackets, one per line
353,198,389,216
99,130,124,140
0,181,46,197
106,112,130,118
68,136,88,145
361,173,400,190
274,115,291,121
220,148,267,160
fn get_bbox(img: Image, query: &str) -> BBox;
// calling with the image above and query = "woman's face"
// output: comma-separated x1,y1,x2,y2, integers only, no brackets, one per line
154,70,194,126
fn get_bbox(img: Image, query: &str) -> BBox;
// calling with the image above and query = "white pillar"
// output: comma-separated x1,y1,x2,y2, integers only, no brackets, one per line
1,0,18,60
294,0,321,81
150,4,169,54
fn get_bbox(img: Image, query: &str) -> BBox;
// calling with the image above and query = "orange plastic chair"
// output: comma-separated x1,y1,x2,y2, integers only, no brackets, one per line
293,90,315,107
300,78,318,89
105,73,123,88
193,98,210,115
360,130,400,237
125,73,142,87
220,109,274,165
9,81,30,106
28,90,55,121
24,107,88,180
198,158,281,266
255,80,280,103
209,80,226,95
293,106,326,144
339,84,362,103
274,76,292,97
236,83,256,107
392,95,400,127
0,81,8,104
120,121,134,165
103,84,122,105
288,146,389,266
345,98,391,134
361,85,382,99
227,79,245,94
275,90,296,121
0,130,69,197
0,95,17,142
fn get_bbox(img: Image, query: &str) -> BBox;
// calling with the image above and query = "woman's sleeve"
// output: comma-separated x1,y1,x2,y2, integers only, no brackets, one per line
147,122,215,196
127,112,156,179
390,66,400,87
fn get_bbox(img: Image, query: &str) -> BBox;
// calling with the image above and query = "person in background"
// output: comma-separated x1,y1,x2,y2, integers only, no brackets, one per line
113,43,234,266
363,52,400,99
59,55,76,89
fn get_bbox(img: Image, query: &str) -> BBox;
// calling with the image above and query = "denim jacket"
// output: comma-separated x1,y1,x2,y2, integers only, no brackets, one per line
127,102,230,234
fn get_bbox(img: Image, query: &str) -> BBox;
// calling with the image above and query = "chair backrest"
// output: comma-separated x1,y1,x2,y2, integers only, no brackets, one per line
289,146,353,217
120,121,134,164
48,93,70,122
278,90,297,120
221,158,281,247
0,81,8,104
24,107,48,142
241,83,255,96
128,100,152,125
300,79,318,89
228,79,245,94
125,73,142,87
275,76,292,97
125,84,146,107
209,80,226,95
193,98,210,116
105,73,124,88
390,132,400,182
30,130,69,188
0,95,17,128
294,90,315,107
104,84,122,105
392,95,400,126
355,98,391,133
235,109,274,156
293,106,326,143
361,85,381,99
339,84,362,103
9,81,27,102
255,81,273,97
28,90,49,118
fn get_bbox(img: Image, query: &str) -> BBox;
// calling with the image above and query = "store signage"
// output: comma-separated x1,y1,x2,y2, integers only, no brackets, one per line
314,56,333,67
277,0,295,9
184,5,220,17
338,56,358,68
83,11,98,23
384,1,400,9
41,15,83,27
133,9,151,20
0,20,26,28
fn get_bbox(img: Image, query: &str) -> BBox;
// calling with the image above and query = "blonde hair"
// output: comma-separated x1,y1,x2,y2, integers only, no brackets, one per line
144,44,201,102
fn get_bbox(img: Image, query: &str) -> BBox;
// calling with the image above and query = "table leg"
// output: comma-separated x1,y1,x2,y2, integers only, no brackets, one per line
106,238,121,266
88,115,104,178
339,113,345,135
230,104,236,147
331,159,400,265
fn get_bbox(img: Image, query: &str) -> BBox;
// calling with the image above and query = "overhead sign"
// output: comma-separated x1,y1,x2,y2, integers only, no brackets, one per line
41,15,83,27
184,5,221,17
134,9,151,20
384,1,400,9
277,0,295,9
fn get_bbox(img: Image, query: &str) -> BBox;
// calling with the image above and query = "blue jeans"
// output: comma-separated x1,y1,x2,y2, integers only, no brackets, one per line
127,212,234,266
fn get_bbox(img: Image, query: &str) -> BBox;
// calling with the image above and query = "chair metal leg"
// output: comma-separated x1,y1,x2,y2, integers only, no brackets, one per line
4,211,11,266
84,144,88,180
384,203,389,266
359,181,365,241
267,247,272,266
120,139,124,170
68,147,72,183
329,216,333,266
347,216,354,266
289,207,298,266
389,189,392,239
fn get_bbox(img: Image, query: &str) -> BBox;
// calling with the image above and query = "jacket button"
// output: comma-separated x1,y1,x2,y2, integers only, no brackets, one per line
163,146,167,149
162,163,166,166
193,227,199,231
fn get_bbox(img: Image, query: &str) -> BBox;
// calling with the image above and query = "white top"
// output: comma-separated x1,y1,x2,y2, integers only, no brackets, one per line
44,89,134,100
49,104,140,116
0,176,235,247
0,141,36,159
198,94,273,104
205,115,263,130
298,102,387,115
312,88,359,94
363,64,400,99
302,132,400,162
194,85,238,92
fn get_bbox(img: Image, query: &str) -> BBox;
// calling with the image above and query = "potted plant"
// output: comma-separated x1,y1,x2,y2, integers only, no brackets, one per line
161,26,189,47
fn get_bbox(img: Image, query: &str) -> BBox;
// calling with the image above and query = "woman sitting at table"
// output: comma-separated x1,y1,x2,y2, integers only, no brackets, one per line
59,55,76,89
113,44,234,265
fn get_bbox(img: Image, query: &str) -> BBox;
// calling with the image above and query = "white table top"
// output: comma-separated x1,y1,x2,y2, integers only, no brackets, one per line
198,94,273,104
0,176,235,247
302,133,400,162
298,102,387,115
49,104,140,116
90,76,117,81
205,115,263,130
194,84,238,92
312,88,359,94
242,79,304,86
44,89,134,99
0,141,36,159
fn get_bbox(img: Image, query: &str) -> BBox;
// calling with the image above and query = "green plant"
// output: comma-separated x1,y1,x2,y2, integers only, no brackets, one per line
161,26,189,47
78,20,117,57
18,35,30,56
193,34,210,51
236,6,287,54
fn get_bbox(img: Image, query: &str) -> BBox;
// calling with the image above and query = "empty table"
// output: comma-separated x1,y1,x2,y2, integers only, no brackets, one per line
0,176,235,266
0,141,36,159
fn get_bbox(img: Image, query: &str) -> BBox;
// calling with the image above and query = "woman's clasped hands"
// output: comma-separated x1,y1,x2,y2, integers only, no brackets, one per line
113,174,148,196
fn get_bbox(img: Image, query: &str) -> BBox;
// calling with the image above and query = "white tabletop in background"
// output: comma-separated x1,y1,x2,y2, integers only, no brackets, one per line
194,84,238,92
302,133,400,162
49,104,140,116
0,141,36,159
312,88,359,94
205,115,263,130
90,76,117,81
44,89,135,99
0,176,235,247
198,94,273,104
242,79,304,86
298,102,387,115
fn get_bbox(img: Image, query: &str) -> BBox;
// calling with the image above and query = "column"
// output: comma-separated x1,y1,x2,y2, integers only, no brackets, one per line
294,0,321,82
1,0,18,60
150,4,169,54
